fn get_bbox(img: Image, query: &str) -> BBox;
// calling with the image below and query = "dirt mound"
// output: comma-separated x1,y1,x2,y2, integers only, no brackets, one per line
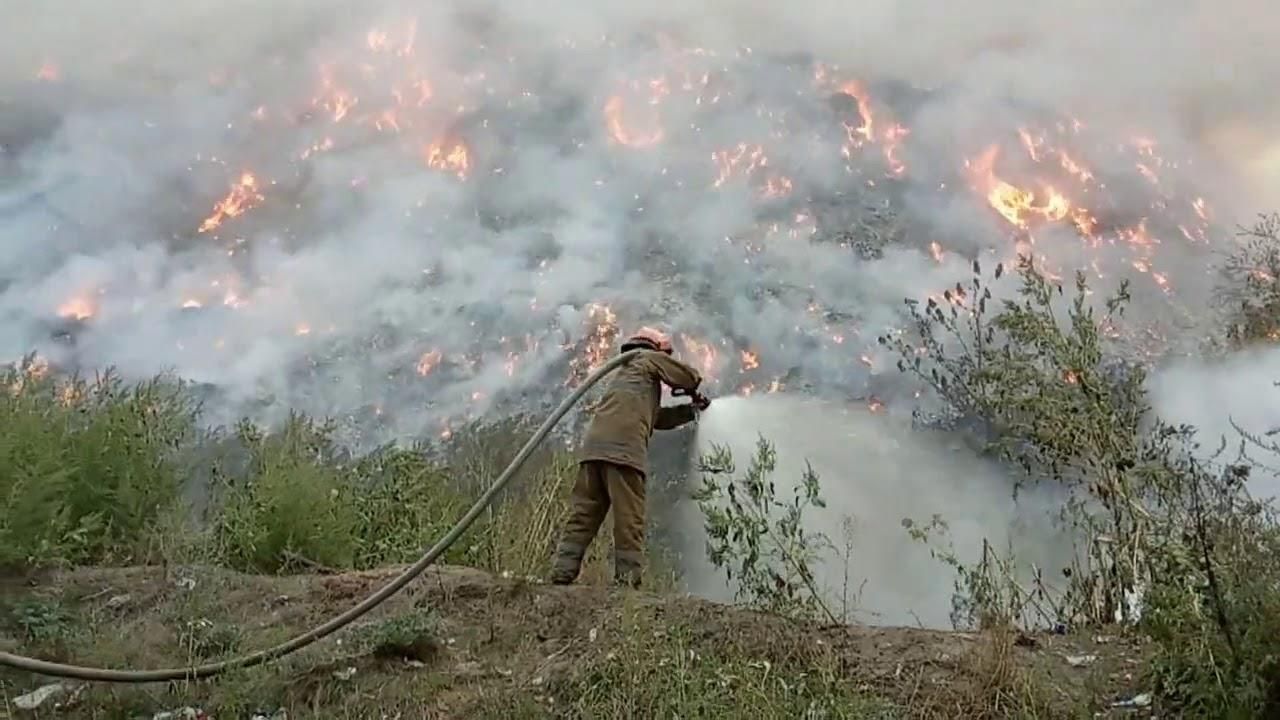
1,565,1151,717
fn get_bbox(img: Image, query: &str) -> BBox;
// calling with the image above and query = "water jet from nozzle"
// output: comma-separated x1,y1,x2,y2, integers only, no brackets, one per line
676,393,1075,629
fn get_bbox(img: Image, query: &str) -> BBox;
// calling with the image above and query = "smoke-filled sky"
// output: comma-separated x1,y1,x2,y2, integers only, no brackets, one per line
1,0,1277,446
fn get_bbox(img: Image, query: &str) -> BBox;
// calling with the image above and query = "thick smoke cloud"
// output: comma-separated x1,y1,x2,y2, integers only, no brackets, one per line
0,1,1274,444
2,0,1276,628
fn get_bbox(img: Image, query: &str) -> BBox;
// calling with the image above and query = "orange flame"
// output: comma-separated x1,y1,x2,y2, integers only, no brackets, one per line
423,138,471,178
566,303,620,385
679,335,719,379
1058,151,1094,183
57,295,96,321
967,146,1071,229
834,79,909,174
711,143,794,198
416,350,443,376
1017,128,1045,161
300,137,335,160
198,173,264,233
838,81,875,143
603,95,663,148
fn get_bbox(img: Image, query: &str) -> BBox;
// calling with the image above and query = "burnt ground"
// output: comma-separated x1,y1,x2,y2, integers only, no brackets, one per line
0,565,1154,718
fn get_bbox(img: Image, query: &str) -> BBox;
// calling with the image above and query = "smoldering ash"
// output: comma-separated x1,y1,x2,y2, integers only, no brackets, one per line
0,0,1272,446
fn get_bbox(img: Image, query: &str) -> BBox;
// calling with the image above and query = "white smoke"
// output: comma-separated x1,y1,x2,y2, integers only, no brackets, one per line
0,2,1274,441
681,394,1075,629
1148,347,1280,499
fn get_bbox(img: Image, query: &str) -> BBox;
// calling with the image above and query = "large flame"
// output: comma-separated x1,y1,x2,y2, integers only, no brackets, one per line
967,145,1071,229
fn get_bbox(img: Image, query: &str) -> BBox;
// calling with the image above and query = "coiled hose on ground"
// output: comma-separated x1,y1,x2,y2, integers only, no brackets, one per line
0,349,643,683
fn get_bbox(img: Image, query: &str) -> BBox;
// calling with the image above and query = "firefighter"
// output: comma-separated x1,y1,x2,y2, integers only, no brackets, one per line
551,327,711,588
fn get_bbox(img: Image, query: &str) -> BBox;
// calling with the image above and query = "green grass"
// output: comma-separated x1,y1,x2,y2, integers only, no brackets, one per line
0,582,901,720
550,625,897,719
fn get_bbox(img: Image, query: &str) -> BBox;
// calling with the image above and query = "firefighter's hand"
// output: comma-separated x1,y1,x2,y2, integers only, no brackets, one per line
692,393,711,411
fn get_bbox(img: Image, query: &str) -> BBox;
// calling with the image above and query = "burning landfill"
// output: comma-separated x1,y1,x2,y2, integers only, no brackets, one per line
0,0,1276,452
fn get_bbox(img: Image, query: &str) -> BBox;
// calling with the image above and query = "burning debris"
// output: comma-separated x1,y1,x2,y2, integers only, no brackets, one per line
0,10,1244,444
198,173,265,234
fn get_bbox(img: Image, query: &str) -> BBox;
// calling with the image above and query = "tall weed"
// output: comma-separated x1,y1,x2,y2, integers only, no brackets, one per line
0,358,194,568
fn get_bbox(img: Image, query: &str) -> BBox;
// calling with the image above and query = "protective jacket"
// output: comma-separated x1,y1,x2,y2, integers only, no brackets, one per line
577,349,703,476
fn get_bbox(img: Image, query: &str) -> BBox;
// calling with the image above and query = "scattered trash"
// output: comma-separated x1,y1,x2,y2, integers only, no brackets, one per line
249,710,287,720
174,576,197,591
14,682,70,710
152,707,208,720
1065,654,1097,667
1111,692,1152,709
332,666,357,681
588,627,598,643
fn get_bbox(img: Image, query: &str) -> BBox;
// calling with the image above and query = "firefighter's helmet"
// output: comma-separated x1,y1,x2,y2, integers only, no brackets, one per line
621,326,673,354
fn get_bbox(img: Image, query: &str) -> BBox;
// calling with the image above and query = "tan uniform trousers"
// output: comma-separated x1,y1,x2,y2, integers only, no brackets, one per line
552,460,647,587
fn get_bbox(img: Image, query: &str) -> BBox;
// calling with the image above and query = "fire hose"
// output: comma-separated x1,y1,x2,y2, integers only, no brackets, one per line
0,349,664,683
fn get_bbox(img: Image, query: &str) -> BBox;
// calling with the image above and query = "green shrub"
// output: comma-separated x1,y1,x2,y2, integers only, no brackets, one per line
694,437,838,623
357,610,442,663
0,349,677,588
209,413,585,576
4,596,75,659
0,358,195,568
1217,213,1280,348
213,414,361,572
1138,441,1280,717
883,253,1280,717
349,445,474,569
